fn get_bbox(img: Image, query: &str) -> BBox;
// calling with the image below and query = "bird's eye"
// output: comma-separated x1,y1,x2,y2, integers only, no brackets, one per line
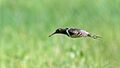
58,28,62,31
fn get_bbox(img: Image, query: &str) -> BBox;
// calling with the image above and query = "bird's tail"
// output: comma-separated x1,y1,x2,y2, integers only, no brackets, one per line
87,34,101,39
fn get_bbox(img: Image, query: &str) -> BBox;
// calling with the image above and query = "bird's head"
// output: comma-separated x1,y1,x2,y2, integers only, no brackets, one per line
49,28,68,37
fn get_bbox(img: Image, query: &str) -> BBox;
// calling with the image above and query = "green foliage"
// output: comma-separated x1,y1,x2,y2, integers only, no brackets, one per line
0,0,120,68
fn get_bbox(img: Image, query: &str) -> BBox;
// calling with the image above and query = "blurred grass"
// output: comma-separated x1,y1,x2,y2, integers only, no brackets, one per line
0,0,120,68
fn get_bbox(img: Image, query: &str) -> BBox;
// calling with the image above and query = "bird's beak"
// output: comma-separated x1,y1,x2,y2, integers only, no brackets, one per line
49,32,56,37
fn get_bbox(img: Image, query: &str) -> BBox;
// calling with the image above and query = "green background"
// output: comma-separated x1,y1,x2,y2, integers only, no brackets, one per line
0,0,120,68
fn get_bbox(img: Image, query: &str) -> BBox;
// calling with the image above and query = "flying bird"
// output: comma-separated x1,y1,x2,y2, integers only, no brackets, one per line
49,28,101,39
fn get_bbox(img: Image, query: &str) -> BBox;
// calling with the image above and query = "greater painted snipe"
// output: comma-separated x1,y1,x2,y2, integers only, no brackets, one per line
49,28,101,39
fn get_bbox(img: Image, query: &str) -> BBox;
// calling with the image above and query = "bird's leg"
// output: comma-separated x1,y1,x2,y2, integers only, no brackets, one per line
87,34,101,39
92,35,102,39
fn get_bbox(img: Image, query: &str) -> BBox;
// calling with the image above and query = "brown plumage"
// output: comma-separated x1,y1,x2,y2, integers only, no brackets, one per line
49,28,101,39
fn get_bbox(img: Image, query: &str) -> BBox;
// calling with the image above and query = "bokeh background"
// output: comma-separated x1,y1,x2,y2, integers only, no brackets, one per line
0,0,120,68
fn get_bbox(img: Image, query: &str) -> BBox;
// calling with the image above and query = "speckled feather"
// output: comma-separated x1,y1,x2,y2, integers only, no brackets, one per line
67,28,90,38
49,28,101,39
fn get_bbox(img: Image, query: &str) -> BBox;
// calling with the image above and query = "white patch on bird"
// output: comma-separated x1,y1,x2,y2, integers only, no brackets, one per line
80,30,89,37
66,28,70,36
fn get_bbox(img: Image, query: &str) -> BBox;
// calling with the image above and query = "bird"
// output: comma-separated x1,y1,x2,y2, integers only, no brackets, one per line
49,28,101,39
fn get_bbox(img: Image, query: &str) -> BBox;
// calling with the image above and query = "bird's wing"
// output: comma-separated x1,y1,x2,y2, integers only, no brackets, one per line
68,28,81,37
68,28,79,34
